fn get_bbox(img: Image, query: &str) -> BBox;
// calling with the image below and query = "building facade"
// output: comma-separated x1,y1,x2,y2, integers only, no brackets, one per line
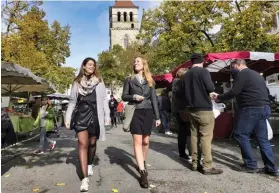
109,0,140,49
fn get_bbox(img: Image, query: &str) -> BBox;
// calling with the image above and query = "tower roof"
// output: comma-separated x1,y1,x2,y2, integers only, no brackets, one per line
112,0,138,8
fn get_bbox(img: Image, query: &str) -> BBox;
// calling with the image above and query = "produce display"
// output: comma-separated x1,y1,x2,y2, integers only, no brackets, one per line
9,112,32,118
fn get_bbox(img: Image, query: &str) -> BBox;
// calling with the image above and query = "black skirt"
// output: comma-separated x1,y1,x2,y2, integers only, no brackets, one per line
130,109,154,135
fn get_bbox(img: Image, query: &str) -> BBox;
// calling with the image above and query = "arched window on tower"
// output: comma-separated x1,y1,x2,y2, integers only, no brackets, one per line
123,34,129,48
124,12,127,22
129,12,133,22
131,23,134,29
117,12,121,22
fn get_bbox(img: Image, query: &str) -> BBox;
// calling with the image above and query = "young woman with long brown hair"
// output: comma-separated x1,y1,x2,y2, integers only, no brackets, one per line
65,57,110,192
122,56,161,188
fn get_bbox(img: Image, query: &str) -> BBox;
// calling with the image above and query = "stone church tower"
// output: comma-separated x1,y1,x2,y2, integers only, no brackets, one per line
109,0,139,49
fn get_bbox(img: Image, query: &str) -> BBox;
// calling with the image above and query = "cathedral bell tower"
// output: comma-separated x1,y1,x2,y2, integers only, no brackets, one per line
109,0,139,49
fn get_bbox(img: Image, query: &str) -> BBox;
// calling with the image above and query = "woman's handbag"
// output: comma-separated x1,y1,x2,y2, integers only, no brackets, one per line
70,96,90,132
123,104,135,132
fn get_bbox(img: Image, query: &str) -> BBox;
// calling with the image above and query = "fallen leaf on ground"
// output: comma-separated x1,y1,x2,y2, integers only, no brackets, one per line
32,188,40,192
149,184,156,188
146,164,151,167
4,174,10,177
56,183,66,186
111,188,119,192
31,160,36,162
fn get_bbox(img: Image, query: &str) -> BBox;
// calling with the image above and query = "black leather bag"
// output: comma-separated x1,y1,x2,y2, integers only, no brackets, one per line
70,96,90,132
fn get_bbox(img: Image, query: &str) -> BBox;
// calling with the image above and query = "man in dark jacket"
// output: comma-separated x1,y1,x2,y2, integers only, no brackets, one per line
213,59,278,176
109,95,118,128
183,53,223,175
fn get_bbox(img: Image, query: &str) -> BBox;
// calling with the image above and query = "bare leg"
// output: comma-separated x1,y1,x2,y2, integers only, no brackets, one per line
133,134,144,170
142,135,150,163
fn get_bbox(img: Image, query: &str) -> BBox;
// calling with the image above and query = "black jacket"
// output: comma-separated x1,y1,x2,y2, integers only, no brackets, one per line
217,68,270,108
122,76,160,120
158,96,171,111
183,67,215,111
172,78,186,112
109,98,118,111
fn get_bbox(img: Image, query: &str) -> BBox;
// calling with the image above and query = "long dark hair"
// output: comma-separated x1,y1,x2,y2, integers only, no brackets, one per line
74,57,102,83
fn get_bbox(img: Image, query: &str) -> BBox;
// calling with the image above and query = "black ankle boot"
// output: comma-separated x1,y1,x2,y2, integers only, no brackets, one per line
136,161,147,173
139,170,148,188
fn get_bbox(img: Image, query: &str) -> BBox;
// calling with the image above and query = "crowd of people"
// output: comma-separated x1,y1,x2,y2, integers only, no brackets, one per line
59,54,277,192
108,95,124,128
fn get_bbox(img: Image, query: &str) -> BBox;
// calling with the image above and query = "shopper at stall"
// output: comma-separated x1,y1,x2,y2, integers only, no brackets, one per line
65,57,110,192
34,95,56,154
172,68,191,161
1,107,17,147
183,53,223,175
212,59,278,176
122,56,161,188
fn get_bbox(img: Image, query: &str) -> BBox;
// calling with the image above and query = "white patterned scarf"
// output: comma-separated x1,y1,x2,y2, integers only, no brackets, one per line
135,74,144,84
78,75,100,96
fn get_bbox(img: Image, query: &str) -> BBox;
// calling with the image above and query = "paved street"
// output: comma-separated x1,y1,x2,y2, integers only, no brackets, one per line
2,126,279,193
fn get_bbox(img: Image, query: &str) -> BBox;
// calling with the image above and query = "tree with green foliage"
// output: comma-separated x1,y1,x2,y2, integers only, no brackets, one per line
1,0,75,93
214,1,279,52
138,1,279,74
98,44,141,89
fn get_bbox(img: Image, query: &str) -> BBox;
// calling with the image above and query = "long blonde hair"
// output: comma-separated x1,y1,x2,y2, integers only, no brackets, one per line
133,56,154,87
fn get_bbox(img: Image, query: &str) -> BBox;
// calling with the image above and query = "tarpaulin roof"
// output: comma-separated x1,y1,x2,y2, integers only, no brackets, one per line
1,61,56,93
153,51,279,87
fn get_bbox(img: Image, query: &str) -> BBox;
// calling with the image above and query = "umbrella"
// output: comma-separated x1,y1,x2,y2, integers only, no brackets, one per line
1,61,55,93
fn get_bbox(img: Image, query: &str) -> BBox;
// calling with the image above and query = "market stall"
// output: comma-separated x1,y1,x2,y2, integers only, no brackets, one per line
153,51,279,138
1,62,56,145
9,113,34,133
